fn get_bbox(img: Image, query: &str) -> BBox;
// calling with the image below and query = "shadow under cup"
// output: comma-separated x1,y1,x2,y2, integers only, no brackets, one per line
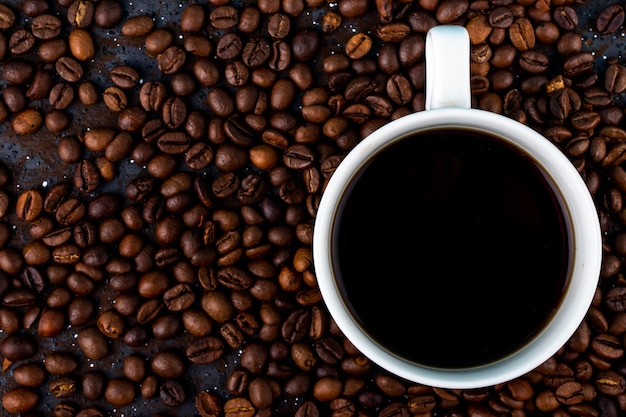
314,108,602,389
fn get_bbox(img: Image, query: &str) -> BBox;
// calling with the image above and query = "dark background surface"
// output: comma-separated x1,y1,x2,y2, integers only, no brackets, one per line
0,0,624,416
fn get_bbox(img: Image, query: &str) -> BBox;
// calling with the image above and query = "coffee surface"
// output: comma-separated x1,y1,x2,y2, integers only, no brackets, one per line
337,129,570,368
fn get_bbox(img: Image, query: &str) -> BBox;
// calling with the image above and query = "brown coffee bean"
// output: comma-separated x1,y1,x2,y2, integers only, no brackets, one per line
563,52,594,78
592,333,624,359
122,354,146,383
553,6,578,31
10,29,35,54
489,6,514,28
69,28,95,60
2,59,34,84
94,0,122,28
210,5,238,29
162,96,187,129
223,398,255,417
0,332,37,360
77,325,109,360
68,296,95,326
0,3,16,29
67,0,94,27
313,376,343,401
181,4,206,32
556,381,584,405
104,378,136,406
160,379,185,407
518,50,549,73
595,370,626,395
25,69,52,100
196,391,223,417
16,190,43,221
372,22,411,43
186,335,225,364
151,350,186,379
338,0,368,18
345,33,371,59
31,14,61,39
2,387,38,414
13,108,43,135
122,15,154,37
509,18,535,51
56,56,83,82
13,363,46,387
110,65,139,89
158,45,186,74
45,351,79,375
435,0,468,23
240,341,268,374
597,4,624,35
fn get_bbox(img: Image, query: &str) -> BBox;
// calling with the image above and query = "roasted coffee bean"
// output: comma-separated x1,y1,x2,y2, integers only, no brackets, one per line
145,28,173,56
162,96,187,129
122,15,153,37
2,387,38,414
283,144,315,169
2,59,34,84
104,378,136,406
509,18,535,51
94,0,122,28
110,65,139,89
16,190,43,221
151,350,186,378
140,81,166,112
13,108,43,135
0,3,16,29
489,7,514,28
564,52,594,78
223,397,255,417
153,315,182,340
171,72,197,95
162,283,194,311
158,46,186,74
553,6,578,31
0,332,37,360
9,29,35,54
595,370,626,395
56,57,83,83
197,391,223,417
68,28,95,61
179,4,205,32
345,33,371,59
22,265,46,292
597,4,625,35
160,380,185,407
27,67,52,99
216,32,243,60
77,325,109,360
210,5,238,29
49,83,74,110
605,63,626,93
13,363,46,387
157,131,191,154
519,50,549,73
45,351,79,375
67,0,94,27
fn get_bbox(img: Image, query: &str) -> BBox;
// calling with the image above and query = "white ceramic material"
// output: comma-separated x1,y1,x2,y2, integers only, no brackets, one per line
313,25,602,389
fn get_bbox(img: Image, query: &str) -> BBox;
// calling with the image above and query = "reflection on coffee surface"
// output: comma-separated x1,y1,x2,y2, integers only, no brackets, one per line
336,129,570,368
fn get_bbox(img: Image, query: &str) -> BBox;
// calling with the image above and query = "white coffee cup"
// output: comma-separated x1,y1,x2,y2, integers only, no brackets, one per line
313,25,602,389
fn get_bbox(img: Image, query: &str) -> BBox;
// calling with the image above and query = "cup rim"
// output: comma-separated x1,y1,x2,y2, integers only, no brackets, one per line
313,107,602,389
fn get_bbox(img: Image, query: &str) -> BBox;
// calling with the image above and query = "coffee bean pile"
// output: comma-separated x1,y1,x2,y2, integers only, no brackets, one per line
0,0,624,416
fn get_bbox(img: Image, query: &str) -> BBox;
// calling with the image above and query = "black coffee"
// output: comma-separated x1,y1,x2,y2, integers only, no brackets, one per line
336,129,570,368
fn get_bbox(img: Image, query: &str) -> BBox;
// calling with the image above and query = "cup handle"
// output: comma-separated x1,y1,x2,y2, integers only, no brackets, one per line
425,25,472,110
